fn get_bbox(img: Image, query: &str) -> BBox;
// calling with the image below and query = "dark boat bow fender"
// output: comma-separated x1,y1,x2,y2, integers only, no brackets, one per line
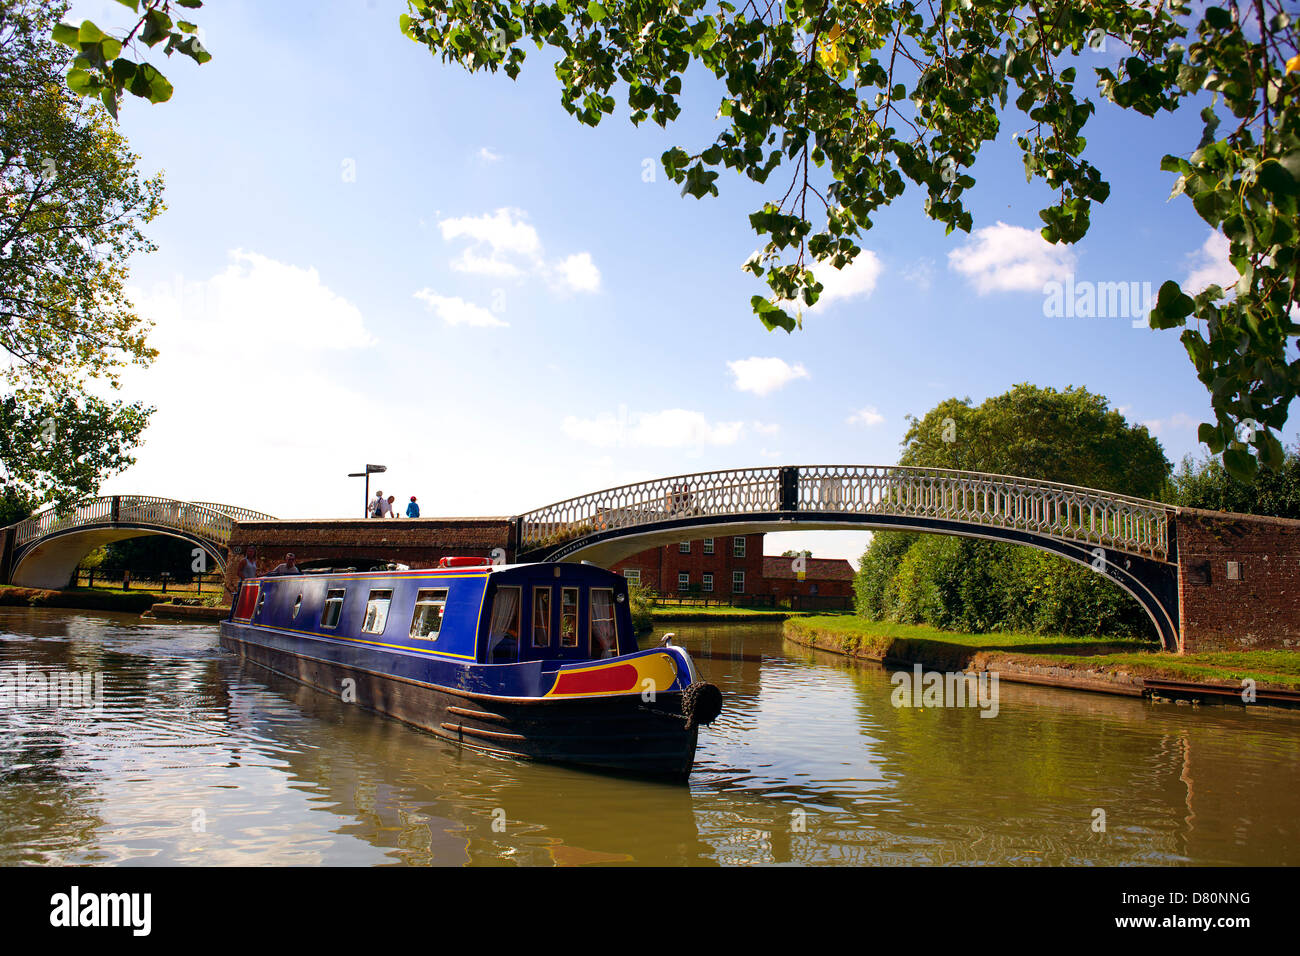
682,681,723,729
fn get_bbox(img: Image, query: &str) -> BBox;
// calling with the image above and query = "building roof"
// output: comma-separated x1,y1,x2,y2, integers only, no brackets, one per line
761,556,855,582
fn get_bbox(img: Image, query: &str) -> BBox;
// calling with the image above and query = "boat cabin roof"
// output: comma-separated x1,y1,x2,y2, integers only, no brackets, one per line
233,561,636,666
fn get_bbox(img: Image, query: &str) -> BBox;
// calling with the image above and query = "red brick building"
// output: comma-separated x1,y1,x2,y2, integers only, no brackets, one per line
609,533,854,606
760,555,855,602
610,533,766,597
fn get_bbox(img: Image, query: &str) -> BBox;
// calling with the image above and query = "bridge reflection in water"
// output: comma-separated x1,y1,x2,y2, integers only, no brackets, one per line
1,611,1296,866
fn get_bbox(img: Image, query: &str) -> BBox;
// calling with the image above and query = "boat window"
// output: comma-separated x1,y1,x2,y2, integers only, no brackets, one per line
486,587,521,663
255,591,266,619
532,587,551,647
321,588,345,628
361,589,393,634
590,588,617,658
560,587,579,648
292,595,302,618
410,589,449,640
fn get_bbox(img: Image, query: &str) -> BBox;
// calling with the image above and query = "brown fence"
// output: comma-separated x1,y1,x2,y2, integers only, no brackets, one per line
650,593,778,609
75,567,227,594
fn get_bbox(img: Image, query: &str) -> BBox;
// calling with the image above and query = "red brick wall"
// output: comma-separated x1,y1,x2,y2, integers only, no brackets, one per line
611,533,766,596
1176,508,1300,652
761,556,855,599
223,518,513,596
765,578,854,599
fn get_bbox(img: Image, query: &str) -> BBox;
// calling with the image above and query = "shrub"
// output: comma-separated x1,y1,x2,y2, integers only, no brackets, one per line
627,582,655,634
854,533,1152,638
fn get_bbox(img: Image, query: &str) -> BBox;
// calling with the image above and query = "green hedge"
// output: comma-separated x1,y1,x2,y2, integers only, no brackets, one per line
854,532,1152,639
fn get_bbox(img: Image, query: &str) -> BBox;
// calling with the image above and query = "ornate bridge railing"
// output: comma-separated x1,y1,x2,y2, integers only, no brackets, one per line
518,465,1173,561
10,496,278,551
190,502,281,526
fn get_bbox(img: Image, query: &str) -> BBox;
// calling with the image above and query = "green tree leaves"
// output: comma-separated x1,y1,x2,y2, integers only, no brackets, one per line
397,0,1298,476
1166,446,1300,518
49,0,1298,478
2,1,160,509
854,383,1169,638
51,0,209,117
0,388,151,509
898,383,1172,498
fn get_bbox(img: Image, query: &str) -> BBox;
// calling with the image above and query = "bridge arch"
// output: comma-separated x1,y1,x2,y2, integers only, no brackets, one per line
3,496,275,590
515,466,1180,650
11,526,228,590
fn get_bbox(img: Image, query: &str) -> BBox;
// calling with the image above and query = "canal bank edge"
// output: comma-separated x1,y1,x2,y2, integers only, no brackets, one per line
783,615,1300,709
145,602,229,621
0,584,157,613
0,587,244,623
0,585,822,626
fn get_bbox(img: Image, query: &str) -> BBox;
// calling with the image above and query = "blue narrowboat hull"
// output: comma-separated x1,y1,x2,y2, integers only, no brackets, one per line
217,561,721,778
219,622,700,777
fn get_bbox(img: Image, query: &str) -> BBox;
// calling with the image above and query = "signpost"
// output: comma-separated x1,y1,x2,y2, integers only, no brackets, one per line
347,464,387,517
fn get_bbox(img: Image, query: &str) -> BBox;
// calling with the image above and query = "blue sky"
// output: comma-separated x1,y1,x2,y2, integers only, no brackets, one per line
69,0,1297,565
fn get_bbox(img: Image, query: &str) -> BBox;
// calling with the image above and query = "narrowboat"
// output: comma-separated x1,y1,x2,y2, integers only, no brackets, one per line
218,558,723,779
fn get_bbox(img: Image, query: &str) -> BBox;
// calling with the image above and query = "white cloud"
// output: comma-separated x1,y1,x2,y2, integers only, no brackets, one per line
727,357,809,396
948,221,1076,293
198,249,374,349
812,250,883,308
847,406,885,427
752,421,781,436
436,207,599,295
105,251,383,511
756,249,883,315
1184,231,1235,293
449,248,526,279
553,252,601,293
413,289,508,328
476,147,502,162
562,408,745,448
439,207,542,260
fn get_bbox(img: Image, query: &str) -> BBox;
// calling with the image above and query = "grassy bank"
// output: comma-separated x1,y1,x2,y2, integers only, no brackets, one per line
784,615,1300,691
0,584,158,613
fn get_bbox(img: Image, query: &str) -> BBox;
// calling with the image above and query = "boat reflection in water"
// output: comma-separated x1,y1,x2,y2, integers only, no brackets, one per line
219,558,723,779
221,669,716,866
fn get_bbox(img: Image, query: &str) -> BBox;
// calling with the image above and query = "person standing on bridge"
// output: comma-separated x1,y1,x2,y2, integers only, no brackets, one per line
386,495,397,518
406,496,420,518
369,491,385,518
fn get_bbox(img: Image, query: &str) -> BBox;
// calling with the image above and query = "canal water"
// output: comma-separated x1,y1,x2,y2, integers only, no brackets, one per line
1,607,1297,866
